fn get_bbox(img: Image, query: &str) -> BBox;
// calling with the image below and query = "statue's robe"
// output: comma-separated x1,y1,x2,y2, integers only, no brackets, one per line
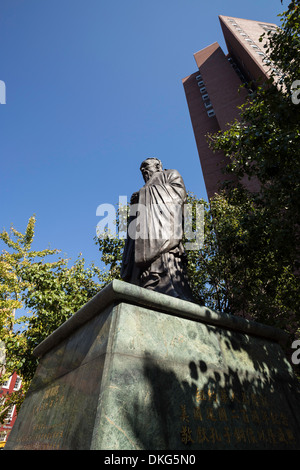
121,169,194,301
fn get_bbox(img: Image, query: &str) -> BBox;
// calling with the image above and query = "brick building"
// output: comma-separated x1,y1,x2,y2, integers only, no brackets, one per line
0,372,22,448
182,15,278,199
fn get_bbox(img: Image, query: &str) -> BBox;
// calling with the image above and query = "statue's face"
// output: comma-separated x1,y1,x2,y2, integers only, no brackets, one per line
141,161,161,182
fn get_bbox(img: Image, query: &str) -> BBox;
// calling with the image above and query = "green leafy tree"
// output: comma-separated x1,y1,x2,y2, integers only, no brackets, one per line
0,216,104,422
0,216,57,420
207,0,300,338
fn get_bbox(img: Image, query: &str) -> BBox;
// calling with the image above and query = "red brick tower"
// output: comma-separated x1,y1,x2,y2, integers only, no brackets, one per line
182,16,278,199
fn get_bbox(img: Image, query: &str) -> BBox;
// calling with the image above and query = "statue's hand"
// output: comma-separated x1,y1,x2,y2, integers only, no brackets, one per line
130,192,139,204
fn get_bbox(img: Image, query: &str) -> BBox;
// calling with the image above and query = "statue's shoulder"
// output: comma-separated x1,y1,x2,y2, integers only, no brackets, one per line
163,168,183,182
163,168,182,178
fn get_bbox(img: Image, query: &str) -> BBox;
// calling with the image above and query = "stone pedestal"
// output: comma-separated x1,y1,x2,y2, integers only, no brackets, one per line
5,280,300,450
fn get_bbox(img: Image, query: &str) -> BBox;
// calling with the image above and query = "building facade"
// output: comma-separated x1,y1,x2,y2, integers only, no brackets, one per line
0,372,22,448
182,16,278,199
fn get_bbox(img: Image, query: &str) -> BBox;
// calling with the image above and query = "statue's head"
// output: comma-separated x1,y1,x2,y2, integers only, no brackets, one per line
140,158,163,182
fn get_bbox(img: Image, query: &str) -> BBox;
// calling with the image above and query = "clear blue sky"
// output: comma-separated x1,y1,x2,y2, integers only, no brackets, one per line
0,0,284,269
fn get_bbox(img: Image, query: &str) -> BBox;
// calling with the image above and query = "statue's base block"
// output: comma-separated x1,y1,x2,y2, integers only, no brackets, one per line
6,281,300,450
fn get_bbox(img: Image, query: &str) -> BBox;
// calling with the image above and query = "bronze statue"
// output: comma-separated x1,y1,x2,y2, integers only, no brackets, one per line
121,158,194,301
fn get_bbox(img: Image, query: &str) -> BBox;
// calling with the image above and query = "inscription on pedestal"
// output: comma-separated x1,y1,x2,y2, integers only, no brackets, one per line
179,388,296,448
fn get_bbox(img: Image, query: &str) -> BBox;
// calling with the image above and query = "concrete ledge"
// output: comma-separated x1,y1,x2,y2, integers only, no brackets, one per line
33,280,288,359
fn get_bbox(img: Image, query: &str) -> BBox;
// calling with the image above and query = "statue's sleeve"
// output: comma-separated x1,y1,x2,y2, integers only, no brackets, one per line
135,170,187,267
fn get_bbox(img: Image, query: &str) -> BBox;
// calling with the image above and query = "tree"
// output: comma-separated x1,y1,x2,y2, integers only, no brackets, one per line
0,216,55,420
0,216,104,422
207,0,300,337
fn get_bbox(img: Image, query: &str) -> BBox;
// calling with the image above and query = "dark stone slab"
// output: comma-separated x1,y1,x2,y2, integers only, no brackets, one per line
5,280,300,450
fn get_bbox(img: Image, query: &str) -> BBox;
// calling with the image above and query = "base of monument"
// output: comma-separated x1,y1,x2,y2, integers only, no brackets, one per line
5,280,300,450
